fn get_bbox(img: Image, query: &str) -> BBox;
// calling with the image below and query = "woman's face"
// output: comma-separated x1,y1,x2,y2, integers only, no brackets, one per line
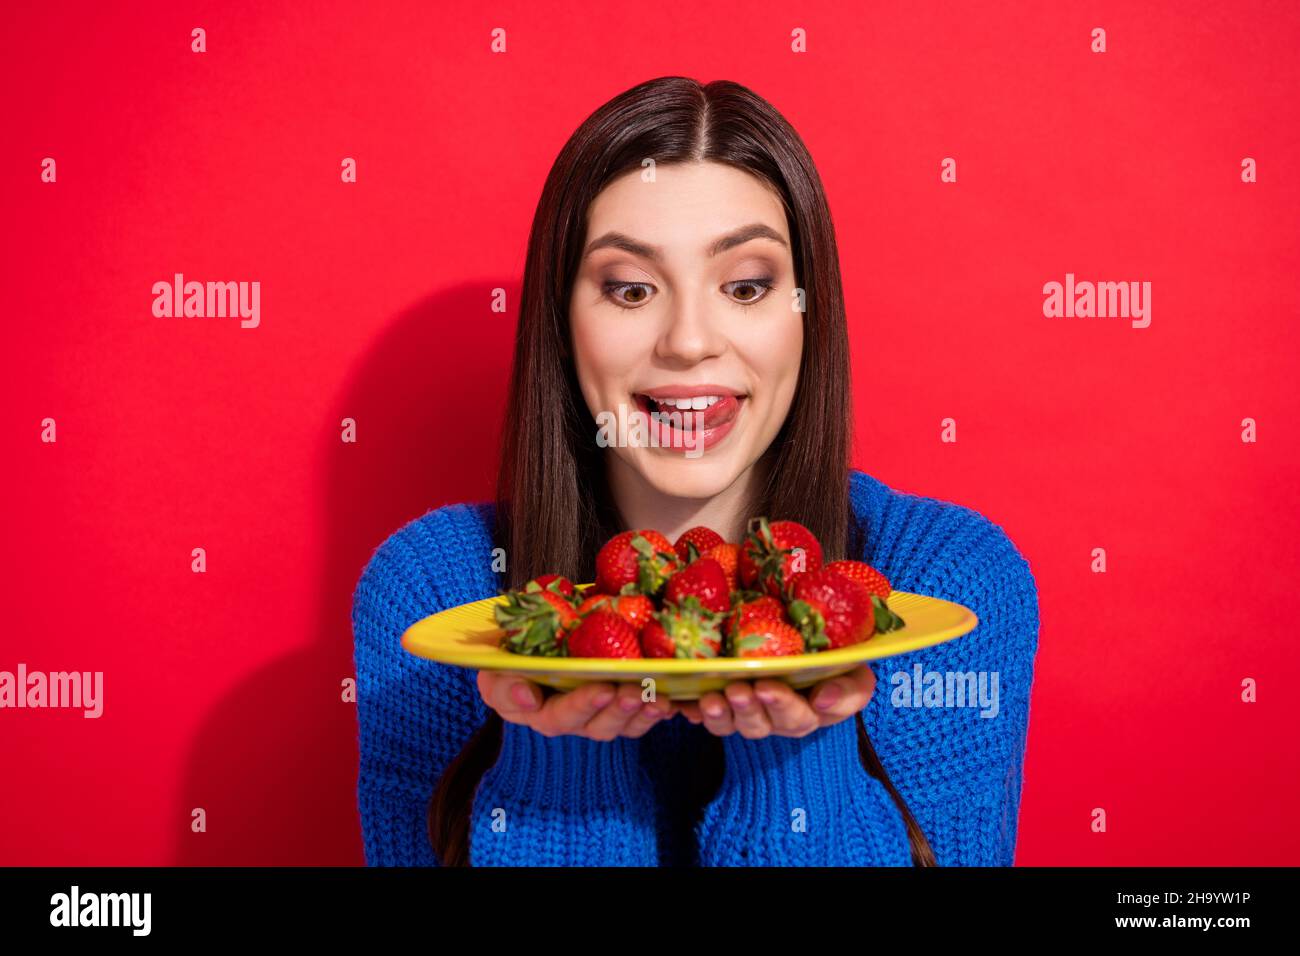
570,161,803,502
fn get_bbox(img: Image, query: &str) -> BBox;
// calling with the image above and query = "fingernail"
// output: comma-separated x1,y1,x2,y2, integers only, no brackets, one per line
815,687,841,710
703,702,723,718
732,695,751,711
756,689,778,705
511,684,537,709
620,695,641,712
592,689,615,709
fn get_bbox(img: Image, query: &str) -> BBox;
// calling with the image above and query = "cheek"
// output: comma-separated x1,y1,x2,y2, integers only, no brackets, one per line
750,311,804,400
570,311,642,409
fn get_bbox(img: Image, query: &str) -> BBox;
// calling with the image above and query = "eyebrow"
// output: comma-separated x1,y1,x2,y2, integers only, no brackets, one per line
582,222,788,262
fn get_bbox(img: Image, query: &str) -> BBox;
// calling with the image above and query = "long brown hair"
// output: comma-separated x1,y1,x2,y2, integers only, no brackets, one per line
428,76,936,867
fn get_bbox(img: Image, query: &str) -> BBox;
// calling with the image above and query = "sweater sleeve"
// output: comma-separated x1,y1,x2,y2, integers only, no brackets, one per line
695,717,913,865
695,500,1040,867
468,722,662,866
865,506,1041,866
354,505,663,867
352,520,485,866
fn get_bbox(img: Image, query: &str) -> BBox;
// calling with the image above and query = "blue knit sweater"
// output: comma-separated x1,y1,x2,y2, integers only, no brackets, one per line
351,469,1040,866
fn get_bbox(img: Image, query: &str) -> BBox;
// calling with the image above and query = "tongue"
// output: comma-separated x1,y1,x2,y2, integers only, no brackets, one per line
654,397,738,429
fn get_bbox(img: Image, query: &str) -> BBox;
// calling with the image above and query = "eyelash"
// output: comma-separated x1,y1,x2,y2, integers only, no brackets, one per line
602,277,777,309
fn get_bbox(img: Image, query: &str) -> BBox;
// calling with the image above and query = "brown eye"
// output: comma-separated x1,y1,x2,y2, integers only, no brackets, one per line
603,281,655,308
723,277,776,306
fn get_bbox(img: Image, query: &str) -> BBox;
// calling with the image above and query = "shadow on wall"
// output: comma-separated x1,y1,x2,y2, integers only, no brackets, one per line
172,282,515,864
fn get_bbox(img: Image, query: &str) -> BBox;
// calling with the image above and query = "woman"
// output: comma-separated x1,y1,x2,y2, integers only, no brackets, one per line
351,76,1040,866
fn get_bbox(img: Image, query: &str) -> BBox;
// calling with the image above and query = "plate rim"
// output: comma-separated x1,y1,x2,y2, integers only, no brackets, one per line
400,588,978,675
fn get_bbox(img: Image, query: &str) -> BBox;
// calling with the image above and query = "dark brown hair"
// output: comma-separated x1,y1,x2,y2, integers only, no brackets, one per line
428,76,935,867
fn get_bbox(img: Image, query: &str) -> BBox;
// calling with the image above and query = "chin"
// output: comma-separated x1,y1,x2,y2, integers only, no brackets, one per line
627,448,747,502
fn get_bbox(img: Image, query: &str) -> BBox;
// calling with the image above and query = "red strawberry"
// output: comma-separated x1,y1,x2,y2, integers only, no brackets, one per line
639,619,675,659
673,525,725,563
595,531,639,592
595,529,680,596
702,542,740,591
823,560,891,598
567,610,643,658
493,589,579,656
739,517,824,599
822,560,906,631
575,592,615,617
732,618,805,658
787,569,874,651
640,600,723,659
724,594,786,642
575,592,655,631
523,573,577,602
664,557,730,614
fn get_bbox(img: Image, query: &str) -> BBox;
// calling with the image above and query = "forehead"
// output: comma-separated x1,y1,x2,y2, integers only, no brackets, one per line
585,161,790,250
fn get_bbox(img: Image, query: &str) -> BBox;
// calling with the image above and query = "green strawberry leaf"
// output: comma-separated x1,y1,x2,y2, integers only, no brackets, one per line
788,600,829,651
871,595,906,633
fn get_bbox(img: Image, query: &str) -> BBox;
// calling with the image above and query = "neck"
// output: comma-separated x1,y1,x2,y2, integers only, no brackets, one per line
605,454,769,544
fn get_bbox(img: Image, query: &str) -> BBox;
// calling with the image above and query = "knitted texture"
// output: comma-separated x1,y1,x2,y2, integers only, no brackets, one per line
351,469,1040,866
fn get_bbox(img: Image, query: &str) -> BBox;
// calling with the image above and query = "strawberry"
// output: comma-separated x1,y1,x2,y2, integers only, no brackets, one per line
724,594,787,642
663,557,730,614
595,529,680,596
787,569,874,651
640,598,723,659
702,542,740,591
823,560,891,598
523,573,577,602
575,592,655,631
822,560,906,631
494,589,579,657
639,619,675,658
739,517,824,599
566,610,643,658
673,525,725,563
732,618,805,658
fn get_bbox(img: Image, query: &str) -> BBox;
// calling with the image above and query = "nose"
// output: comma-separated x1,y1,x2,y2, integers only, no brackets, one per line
654,288,727,365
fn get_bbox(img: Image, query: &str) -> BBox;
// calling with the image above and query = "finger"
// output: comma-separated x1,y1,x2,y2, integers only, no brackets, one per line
479,671,544,722
621,694,674,738
581,681,645,740
752,679,819,737
810,665,878,723
640,692,677,723
678,700,703,724
724,682,773,739
697,691,736,736
537,681,617,735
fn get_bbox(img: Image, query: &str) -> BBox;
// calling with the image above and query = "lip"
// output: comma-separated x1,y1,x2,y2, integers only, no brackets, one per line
638,384,745,400
632,391,745,454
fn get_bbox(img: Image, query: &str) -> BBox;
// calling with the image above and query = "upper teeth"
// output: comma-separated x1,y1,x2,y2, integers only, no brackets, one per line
651,396,721,410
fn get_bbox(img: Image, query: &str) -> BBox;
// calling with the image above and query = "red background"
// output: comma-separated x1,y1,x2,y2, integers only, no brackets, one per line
2,1,1297,865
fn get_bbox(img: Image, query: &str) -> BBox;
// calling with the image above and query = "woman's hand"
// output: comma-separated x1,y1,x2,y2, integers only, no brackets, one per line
677,664,876,739
477,670,675,741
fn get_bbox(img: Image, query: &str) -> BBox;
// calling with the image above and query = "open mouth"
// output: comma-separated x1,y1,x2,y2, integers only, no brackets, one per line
637,393,732,421
632,391,746,452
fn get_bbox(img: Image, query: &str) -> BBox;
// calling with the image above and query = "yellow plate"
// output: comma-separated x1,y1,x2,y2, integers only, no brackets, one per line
402,589,978,700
